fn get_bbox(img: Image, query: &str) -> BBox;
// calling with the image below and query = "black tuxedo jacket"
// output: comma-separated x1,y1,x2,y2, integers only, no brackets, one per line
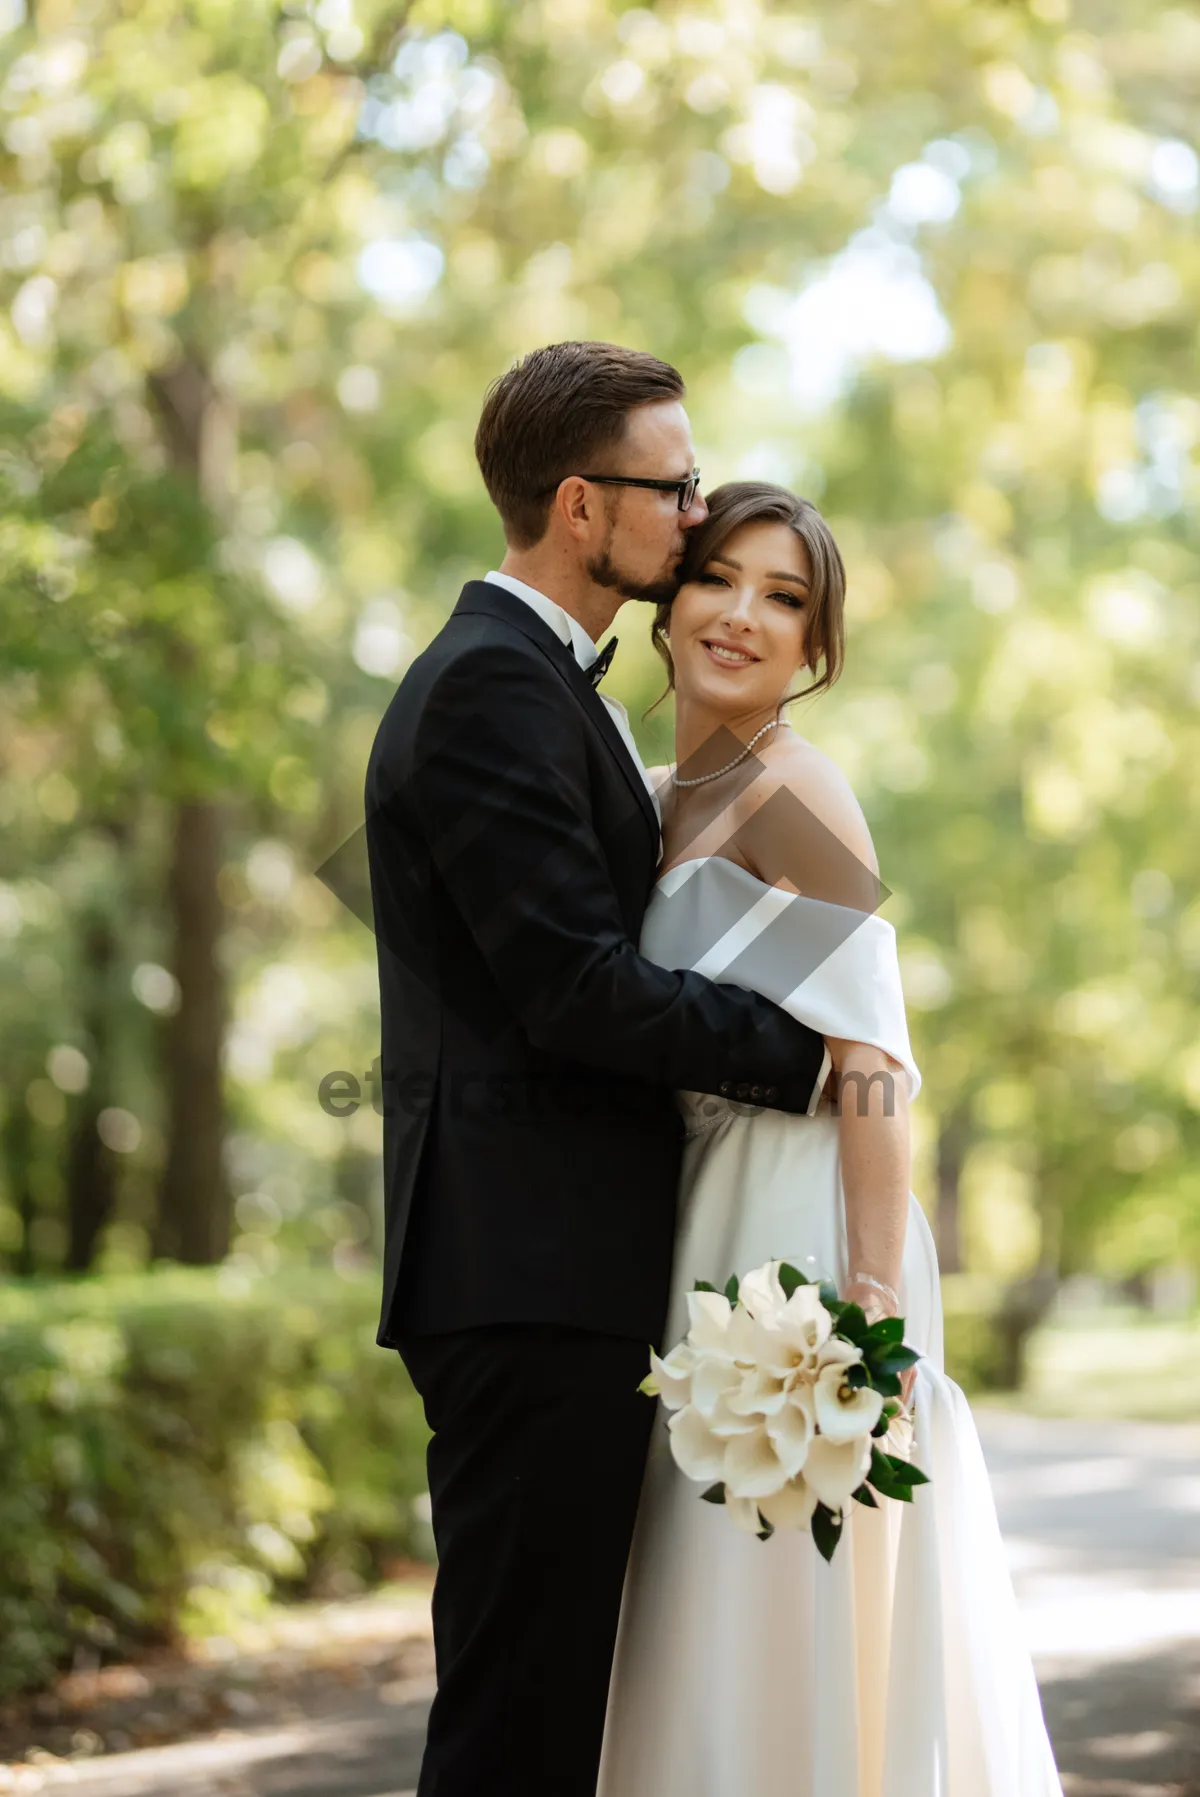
364,580,826,1347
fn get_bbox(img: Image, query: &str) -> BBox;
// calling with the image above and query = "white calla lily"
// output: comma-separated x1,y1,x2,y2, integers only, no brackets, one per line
726,1363,790,1418
754,1291,833,1387
779,1282,833,1351
758,1475,818,1530
814,1335,862,1372
701,1363,768,1437
641,1344,695,1409
724,1493,768,1534
724,1302,760,1363
667,1404,726,1482
685,1289,733,1352
723,1426,791,1500
738,1261,788,1322
814,1361,884,1443
803,1431,873,1511
764,1385,816,1479
691,1356,743,1418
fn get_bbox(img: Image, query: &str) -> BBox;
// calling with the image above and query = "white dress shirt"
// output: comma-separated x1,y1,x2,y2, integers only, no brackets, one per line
483,570,830,1116
484,570,662,837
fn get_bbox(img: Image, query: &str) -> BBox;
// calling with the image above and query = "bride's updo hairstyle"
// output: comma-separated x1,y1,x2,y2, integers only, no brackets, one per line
650,481,846,710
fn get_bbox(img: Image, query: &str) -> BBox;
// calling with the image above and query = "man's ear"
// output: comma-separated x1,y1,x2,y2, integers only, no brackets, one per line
557,475,599,541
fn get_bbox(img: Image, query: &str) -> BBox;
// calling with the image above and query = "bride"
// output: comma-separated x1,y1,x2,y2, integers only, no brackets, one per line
598,482,1062,1797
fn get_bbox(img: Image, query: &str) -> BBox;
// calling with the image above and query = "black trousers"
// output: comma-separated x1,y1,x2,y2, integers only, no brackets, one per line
399,1324,656,1797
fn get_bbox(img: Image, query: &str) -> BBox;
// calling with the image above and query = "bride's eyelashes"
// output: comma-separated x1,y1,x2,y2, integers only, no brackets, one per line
696,571,808,609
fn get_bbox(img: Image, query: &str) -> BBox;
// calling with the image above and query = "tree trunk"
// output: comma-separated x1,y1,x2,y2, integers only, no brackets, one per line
154,798,229,1263
993,1270,1060,1391
935,1102,971,1274
147,351,235,1266
3,1094,37,1278
64,913,120,1273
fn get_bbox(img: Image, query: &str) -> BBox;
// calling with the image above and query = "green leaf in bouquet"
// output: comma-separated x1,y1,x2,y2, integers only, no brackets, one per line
724,1274,740,1306
818,1279,840,1309
870,1398,905,1437
700,1483,727,1505
863,1317,904,1346
778,1262,808,1299
834,1302,868,1343
871,1371,902,1398
756,1509,775,1541
851,1482,878,1507
885,1456,930,1490
868,1445,899,1496
874,1346,920,1376
693,1280,718,1293
811,1502,843,1563
845,1363,869,1389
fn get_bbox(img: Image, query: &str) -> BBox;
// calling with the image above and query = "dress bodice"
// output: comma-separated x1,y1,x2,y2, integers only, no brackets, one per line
639,856,921,1122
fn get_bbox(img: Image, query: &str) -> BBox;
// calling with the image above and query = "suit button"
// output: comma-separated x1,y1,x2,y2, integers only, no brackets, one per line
735,1083,750,1100
750,1084,763,1100
764,1085,778,1101
718,1080,731,1096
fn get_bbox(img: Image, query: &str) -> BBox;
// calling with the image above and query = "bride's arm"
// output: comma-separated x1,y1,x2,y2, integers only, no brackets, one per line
823,1036,910,1322
730,734,911,1322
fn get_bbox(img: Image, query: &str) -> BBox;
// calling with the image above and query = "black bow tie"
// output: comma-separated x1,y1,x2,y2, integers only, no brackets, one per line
589,636,617,687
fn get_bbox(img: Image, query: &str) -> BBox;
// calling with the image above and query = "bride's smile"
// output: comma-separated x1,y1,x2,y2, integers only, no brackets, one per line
667,517,813,759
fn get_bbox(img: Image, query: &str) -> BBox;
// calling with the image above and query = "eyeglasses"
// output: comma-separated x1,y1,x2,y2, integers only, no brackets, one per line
543,469,702,512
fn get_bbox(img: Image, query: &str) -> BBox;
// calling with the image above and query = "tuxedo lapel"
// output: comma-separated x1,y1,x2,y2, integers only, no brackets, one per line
453,581,661,855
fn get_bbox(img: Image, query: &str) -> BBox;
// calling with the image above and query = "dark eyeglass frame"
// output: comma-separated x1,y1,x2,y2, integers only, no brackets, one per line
542,469,702,512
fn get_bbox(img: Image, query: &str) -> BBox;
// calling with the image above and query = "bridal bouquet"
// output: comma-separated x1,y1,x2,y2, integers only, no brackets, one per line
640,1259,928,1561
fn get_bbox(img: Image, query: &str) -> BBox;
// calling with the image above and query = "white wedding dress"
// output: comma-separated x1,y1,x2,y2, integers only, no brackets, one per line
598,855,1062,1797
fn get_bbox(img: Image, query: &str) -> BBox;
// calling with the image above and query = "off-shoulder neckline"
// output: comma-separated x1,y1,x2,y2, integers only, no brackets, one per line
652,854,885,926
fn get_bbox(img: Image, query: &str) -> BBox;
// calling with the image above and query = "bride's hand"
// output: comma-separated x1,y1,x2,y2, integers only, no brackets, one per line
843,1275,896,1326
843,1276,917,1408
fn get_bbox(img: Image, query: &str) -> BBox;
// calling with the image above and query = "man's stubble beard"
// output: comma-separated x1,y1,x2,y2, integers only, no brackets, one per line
585,513,686,607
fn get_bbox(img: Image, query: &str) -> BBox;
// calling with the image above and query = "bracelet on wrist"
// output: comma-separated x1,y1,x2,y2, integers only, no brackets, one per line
847,1270,899,1311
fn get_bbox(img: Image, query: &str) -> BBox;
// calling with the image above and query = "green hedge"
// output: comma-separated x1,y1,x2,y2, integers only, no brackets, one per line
0,1264,1022,1701
0,1268,430,1700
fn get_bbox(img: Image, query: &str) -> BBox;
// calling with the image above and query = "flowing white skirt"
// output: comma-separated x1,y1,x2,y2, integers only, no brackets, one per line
598,1102,1063,1797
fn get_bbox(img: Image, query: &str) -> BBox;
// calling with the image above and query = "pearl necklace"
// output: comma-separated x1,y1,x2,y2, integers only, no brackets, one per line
670,717,780,788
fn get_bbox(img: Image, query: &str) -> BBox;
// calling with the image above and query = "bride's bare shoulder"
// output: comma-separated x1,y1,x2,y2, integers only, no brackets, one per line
734,730,879,887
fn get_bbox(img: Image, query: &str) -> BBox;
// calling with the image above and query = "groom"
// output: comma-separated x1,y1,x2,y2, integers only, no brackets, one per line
365,341,829,1796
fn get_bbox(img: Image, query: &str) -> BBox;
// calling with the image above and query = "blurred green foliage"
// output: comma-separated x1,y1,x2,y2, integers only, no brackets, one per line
0,1267,429,1699
940,1275,1011,1394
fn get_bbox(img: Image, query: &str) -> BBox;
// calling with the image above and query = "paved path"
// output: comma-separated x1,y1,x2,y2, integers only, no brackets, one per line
5,1412,1198,1797
977,1409,1200,1796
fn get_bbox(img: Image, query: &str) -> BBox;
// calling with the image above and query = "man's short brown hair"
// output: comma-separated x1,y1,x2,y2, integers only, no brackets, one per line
474,341,685,548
